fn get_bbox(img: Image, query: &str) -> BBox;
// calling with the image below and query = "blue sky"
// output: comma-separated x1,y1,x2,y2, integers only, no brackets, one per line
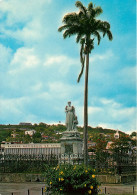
0,0,136,134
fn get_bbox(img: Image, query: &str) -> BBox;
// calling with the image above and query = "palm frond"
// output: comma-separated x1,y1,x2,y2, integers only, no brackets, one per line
88,2,93,12
88,39,94,53
94,7,103,17
103,21,110,29
63,13,79,24
63,26,80,39
94,20,113,41
106,30,113,40
58,25,70,32
75,1,87,14
92,31,101,45
76,33,84,43
77,39,85,82
77,60,85,82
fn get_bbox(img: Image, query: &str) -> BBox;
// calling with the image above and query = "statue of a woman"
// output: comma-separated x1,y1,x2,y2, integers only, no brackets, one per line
65,101,75,131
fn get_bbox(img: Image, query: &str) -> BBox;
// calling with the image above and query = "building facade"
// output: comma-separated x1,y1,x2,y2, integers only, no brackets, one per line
1,143,61,156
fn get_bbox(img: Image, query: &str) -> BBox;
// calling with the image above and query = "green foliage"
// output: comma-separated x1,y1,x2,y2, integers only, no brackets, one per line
0,129,11,143
24,134,32,143
130,131,136,137
0,124,133,144
44,164,100,194
32,132,42,143
110,136,135,151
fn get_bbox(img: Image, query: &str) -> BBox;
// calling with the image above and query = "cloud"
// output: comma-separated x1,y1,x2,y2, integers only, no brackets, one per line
0,96,32,123
89,50,114,64
87,97,136,132
45,55,76,66
0,42,80,102
117,66,136,87
31,82,43,92
100,98,121,109
44,55,79,76
0,44,12,71
0,0,52,25
9,47,40,74
0,0,52,45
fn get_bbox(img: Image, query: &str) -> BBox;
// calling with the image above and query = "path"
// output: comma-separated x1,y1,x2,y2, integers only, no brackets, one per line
0,182,136,195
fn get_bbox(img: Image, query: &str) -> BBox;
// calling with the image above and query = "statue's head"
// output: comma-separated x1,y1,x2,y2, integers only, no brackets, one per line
68,101,71,106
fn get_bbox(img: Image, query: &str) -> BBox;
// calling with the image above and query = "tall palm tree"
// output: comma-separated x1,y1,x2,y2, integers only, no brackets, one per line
58,1,113,166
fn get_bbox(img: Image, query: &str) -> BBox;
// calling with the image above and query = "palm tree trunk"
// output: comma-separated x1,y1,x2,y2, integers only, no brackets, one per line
84,52,89,166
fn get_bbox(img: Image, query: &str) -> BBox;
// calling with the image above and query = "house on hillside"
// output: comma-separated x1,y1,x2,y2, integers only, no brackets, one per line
114,130,120,139
25,130,36,136
88,141,96,149
104,134,111,138
11,131,19,138
42,135,49,140
106,141,113,150
56,132,62,135
19,128,28,131
19,122,32,126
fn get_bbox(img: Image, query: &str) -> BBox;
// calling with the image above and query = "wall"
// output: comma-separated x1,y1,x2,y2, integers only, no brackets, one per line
0,173,136,183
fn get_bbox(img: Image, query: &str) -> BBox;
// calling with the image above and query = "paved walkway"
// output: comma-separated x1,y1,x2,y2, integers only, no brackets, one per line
0,183,45,195
0,182,136,195
99,182,137,194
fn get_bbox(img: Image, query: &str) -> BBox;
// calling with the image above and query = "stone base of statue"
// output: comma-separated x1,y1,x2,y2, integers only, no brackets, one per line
60,130,83,164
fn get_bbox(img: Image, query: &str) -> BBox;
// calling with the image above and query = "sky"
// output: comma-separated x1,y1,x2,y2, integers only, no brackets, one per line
0,0,136,134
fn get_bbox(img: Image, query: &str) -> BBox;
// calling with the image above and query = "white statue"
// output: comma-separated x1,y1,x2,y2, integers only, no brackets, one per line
65,101,78,131
73,115,78,131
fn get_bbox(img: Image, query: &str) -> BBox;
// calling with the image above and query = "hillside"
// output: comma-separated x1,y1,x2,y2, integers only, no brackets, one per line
0,123,132,144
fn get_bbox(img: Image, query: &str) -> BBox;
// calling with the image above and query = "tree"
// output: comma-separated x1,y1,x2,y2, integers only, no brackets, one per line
32,132,42,143
58,1,113,165
130,132,136,137
24,134,32,143
110,136,136,174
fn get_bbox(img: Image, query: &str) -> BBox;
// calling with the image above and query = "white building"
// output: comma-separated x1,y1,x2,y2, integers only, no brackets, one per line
1,143,61,156
19,122,32,126
25,130,36,136
114,130,120,139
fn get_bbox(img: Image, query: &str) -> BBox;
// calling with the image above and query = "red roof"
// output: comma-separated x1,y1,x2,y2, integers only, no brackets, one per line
42,135,49,138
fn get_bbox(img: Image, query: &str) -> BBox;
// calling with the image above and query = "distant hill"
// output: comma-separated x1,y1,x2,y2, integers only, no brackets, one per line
0,123,130,144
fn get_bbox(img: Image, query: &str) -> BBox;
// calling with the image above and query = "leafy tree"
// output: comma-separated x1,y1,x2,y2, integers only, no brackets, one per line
111,136,135,151
130,132,136,137
24,134,32,143
0,130,11,143
32,132,42,143
110,136,136,174
58,1,113,165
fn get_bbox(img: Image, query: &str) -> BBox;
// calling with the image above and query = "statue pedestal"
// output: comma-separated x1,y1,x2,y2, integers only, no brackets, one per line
60,130,83,164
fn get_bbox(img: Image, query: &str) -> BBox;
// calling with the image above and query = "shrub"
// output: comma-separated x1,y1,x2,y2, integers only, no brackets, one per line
44,164,100,194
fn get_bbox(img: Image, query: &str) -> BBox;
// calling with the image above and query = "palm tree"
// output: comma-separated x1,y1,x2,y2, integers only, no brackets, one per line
58,1,113,166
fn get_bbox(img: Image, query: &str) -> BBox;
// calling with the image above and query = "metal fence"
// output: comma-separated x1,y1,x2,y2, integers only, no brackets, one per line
0,153,59,173
89,149,136,174
0,149,136,174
